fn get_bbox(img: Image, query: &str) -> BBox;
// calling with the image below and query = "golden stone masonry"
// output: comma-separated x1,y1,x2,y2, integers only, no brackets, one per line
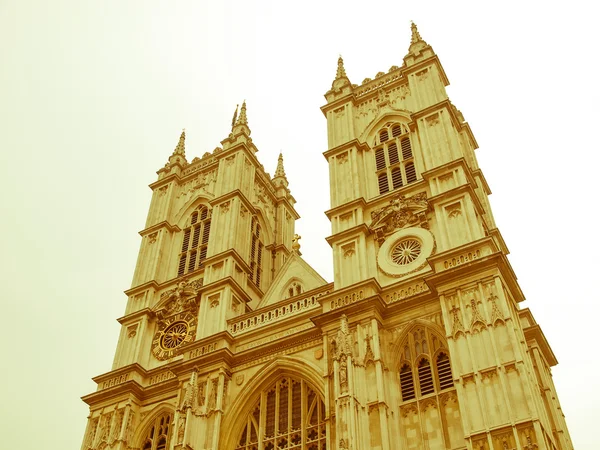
80,23,573,450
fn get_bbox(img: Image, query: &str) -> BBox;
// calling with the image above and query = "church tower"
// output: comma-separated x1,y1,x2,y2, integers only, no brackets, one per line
80,24,573,450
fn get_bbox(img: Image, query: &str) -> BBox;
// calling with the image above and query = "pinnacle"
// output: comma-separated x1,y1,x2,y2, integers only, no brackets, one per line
336,55,347,80
173,129,186,156
231,104,239,129
410,21,425,44
236,100,248,126
275,152,286,178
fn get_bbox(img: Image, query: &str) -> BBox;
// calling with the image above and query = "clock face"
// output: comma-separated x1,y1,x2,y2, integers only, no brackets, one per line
151,311,197,360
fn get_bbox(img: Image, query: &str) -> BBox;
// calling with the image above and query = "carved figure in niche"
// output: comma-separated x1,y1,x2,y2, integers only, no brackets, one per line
330,314,353,360
197,379,207,407
370,193,429,245
177,416,186,443
339,358,348,392
207,378,219,412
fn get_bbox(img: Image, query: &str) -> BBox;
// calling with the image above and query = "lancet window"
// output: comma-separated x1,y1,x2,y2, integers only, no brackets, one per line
178,205,211,277
374,123,417,195
287,281,303,298
398,327,455,402
235,377,326,450
249,217,264,288
141,412,172,450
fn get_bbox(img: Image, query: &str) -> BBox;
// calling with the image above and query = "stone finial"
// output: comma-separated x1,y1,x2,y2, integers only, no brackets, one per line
231,104,239,128
410,21,423,44
275,153,286,178
173,129,186,156
336,55,347,80
236,100,248,126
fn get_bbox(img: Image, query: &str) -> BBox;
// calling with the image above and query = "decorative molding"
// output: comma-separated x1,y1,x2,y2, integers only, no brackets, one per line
370,192,429,245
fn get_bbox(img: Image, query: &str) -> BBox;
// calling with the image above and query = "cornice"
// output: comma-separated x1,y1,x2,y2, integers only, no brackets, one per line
82,380,144,406
401,54,449,86
199,275,252,304
324,197,367,219
325,223,371,247
323,139,371,160
208,189,256,215
427,183,487,218
523,321,559,367
470,168,492,195
203,248,251,275
424,238,525,302
320,92,355,116
274,195,300,220
149,173,180,191
124,280,160,297
139,220,181,237
117,307,153,325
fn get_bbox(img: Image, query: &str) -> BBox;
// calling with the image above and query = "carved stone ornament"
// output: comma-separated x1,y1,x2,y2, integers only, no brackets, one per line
330,314,353,361
157,278,203,319
370,192,429,245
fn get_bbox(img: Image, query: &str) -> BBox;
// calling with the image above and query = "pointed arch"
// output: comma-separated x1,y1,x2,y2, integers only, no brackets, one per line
131,403,175,450
173,194,214,227
358,110,413,144
220,356,325,450
390,319,447,370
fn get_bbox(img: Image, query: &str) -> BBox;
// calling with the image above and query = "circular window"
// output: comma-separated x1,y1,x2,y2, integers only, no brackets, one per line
391,239,422,265
377,227,434,277
160,321,189,350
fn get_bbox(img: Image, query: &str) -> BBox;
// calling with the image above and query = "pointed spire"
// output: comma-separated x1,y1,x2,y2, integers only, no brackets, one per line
231,104,239,128
336,55,347,80
275,153,286,178
410,21,423,44
173,129,186,156
236,100,248,126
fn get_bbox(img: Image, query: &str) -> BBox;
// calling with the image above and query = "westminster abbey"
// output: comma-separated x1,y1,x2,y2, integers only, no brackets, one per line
80,24,573,450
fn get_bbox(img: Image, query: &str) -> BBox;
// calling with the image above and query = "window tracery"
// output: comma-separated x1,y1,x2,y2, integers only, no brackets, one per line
287,281,303,298
374,123,417,195
398,327,455,403
178,205,211,277
235,377,326,450
141,412,172,450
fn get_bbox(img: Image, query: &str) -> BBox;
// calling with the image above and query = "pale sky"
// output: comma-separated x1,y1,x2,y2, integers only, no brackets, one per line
1,0,598,448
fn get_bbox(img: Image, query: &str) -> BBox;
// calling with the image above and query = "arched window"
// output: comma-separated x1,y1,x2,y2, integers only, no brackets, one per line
141,412,172,450
249,217,264,288
287,281,303,298
178,205,211,277
374,123,417,195
398,327,455,403
235,377,326,450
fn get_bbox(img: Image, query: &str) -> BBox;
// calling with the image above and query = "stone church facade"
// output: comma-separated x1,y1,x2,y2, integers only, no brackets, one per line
80,24,573,450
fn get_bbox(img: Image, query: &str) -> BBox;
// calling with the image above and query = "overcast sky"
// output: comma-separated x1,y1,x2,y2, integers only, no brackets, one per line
1,0,598,448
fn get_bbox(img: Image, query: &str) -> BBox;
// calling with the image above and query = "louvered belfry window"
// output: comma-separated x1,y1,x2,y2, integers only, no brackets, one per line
249,217,264,288
141,412,172,450
178,206,211,277
235,377,326,450
374,123,417,195
398,327,455,404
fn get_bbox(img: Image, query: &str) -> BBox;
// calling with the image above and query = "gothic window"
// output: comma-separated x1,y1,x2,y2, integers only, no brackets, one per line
141,412,172,450
287,281,303,298
235,377,326,450
178,205,211,277
374,123,417,195
398,327,455,403
249,217,264,288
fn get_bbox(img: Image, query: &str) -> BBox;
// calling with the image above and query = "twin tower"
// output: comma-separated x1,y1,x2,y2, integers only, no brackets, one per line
80,24,573,450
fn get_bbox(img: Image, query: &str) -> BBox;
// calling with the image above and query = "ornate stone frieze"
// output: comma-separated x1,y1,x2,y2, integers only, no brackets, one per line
370,192,429,245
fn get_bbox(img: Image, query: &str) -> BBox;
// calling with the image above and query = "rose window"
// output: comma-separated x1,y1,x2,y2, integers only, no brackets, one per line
391,239,422,265
160,321,189,349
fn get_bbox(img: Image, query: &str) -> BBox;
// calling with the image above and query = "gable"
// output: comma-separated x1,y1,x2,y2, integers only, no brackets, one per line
258,253,328,308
